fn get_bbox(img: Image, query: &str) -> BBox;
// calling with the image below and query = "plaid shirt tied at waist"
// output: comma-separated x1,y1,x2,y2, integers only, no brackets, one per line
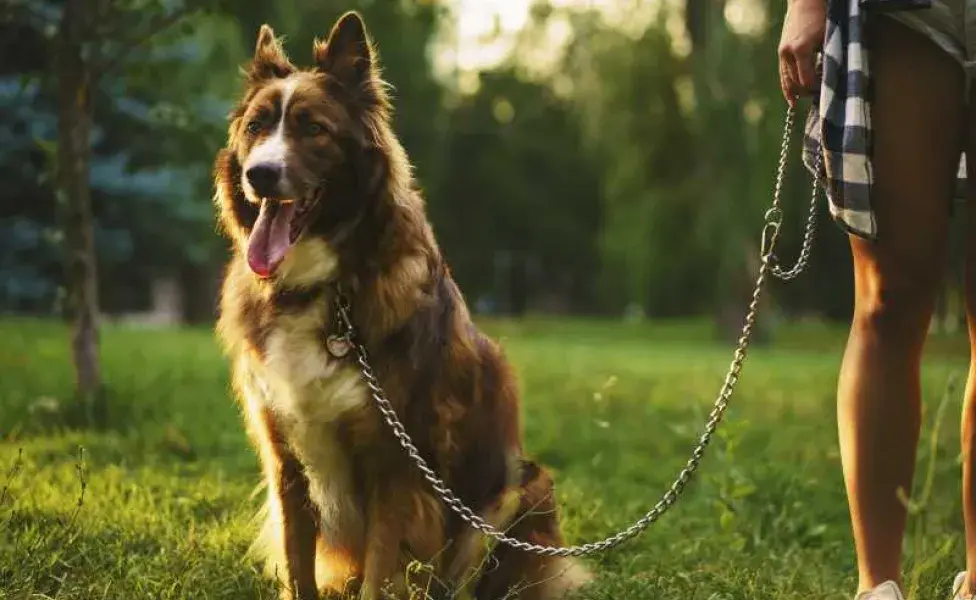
801,0,967,240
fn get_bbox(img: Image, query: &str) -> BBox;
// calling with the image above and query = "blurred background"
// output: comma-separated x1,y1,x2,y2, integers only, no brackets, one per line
0,0,967,336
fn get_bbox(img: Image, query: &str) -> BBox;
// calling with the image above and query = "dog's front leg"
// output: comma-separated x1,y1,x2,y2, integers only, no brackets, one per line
359,484,405,600
277,454,321,600
254,408,320,600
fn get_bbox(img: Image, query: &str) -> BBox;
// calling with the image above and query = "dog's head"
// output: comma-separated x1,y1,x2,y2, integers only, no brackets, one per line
215,11,391,283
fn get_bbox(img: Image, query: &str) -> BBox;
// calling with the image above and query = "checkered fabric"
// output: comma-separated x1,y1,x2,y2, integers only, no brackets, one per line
801,0,966,240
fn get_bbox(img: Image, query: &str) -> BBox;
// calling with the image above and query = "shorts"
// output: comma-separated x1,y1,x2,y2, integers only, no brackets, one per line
884,2,973,185
885,0,976,95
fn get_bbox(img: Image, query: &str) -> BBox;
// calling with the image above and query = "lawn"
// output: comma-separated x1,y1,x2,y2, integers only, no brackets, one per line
0,316,972,600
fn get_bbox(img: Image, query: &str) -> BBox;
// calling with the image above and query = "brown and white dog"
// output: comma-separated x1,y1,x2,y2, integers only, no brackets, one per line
214,12,590,600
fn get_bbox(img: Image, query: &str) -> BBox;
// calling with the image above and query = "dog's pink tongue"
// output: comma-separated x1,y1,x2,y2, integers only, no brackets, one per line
246,200,296,278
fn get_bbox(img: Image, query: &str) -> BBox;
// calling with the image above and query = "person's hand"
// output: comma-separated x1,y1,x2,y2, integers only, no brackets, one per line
778,0,826,106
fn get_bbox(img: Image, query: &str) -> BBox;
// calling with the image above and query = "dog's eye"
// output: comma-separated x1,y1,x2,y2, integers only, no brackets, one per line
246,120,263,135
305,122,325,136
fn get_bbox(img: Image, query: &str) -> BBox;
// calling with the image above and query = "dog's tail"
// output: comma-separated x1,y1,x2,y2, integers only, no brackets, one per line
474,460,592,600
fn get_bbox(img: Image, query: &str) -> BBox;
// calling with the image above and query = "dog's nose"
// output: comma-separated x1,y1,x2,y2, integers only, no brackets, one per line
246,164,282,198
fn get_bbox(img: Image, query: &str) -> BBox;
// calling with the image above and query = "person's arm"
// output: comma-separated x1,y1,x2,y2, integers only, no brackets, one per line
778,0,826,105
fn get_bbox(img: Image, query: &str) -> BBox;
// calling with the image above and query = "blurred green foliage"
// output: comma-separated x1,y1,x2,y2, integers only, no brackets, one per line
5,0,949,326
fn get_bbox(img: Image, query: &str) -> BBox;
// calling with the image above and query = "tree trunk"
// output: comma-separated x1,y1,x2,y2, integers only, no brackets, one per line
58,0,101,403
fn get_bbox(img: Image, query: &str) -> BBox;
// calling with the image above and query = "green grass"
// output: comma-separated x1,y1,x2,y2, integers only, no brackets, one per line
0,316,971,599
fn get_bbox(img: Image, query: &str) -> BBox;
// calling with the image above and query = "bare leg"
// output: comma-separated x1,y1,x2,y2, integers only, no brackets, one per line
836,18,964,593
958,96,976,596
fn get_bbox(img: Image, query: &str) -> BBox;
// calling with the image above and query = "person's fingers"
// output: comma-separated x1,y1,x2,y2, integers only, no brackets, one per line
777,0,826,103
780,48,820,106
795,50,818,93
779,54,799,106
780,76,794,107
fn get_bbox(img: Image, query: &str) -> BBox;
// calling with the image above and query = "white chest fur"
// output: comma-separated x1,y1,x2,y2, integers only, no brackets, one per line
248,299,369,551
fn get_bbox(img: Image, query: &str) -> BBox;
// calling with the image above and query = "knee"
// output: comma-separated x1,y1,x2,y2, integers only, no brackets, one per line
852,270,939,343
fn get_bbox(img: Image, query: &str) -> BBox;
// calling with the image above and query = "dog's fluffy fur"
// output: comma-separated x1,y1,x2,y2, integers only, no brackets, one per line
214,12,590,600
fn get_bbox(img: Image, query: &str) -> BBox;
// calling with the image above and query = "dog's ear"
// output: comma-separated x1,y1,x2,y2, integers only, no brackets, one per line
313,12,380,98
248,24,294,83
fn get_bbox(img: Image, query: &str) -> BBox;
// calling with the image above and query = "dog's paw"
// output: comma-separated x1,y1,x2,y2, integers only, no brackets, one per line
279,587,324,600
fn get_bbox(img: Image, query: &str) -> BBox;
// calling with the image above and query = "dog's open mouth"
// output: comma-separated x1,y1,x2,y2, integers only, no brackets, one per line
246,197,318,278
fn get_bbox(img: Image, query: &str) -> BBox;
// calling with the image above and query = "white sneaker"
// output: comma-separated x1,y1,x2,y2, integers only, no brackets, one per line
955,572,971,600
855,581,905,600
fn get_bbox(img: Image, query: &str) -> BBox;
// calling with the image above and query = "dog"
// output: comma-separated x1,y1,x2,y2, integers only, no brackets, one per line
213,11,591,600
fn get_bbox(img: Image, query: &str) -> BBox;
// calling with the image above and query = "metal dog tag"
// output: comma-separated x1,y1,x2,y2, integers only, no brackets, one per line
326,334,351,359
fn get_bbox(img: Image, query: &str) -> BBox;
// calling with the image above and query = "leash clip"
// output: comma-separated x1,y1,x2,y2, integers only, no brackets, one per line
760,208,783,261
328,282,355,359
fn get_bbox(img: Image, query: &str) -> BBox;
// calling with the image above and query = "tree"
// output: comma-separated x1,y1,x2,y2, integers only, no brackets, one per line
562,8,704,315
436,68,602,314
8,0,222,410
56,0,101,402
559,0,839,328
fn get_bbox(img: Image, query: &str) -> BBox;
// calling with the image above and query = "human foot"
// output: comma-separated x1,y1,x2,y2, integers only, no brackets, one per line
954,571,972,600
855,581,904,600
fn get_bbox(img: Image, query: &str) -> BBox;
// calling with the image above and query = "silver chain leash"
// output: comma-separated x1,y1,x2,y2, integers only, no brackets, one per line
767,106,821,282
330,103,818,557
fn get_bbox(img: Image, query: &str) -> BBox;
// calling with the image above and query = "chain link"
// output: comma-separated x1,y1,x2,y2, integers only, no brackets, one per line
332,102,819,557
